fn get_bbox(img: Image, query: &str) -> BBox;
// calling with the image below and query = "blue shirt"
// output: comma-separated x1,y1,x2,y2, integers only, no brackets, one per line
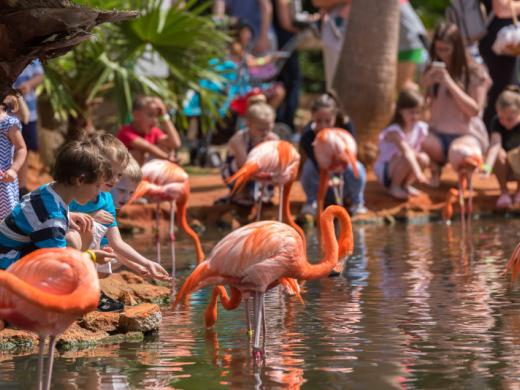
13,60,44,122
70,192,117,247
0,183,68,269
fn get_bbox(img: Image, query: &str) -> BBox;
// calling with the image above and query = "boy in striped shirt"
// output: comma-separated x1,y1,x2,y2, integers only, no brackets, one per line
0,140,116,269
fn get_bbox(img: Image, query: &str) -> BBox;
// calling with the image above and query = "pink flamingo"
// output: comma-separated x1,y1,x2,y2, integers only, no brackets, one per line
313,128,359,225
226,140,302,236
173,205,353,359
130,159,205,276
0,248,100,390
445,135,483,223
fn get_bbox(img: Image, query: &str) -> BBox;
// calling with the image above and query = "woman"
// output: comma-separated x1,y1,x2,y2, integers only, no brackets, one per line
421,21,491,186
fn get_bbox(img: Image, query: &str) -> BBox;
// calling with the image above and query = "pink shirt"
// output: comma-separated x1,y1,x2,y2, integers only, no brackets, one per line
429,65,491,136
117,124,166,149
376,121,429,166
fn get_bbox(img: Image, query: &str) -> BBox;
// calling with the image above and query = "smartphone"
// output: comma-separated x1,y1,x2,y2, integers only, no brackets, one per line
431,61,446,69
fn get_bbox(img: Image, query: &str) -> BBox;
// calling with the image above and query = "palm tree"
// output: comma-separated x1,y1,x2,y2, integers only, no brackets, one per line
40,0,229,139
333,0,400,163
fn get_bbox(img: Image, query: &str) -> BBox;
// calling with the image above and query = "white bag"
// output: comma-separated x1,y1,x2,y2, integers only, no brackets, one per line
492,0,520,56
446,0,489,44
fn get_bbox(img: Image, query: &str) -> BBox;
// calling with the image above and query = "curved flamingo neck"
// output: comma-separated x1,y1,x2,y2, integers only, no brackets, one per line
282,181,306,244
297,206,353,280
176,198,205,263
204,286,242,327
316,169,329,229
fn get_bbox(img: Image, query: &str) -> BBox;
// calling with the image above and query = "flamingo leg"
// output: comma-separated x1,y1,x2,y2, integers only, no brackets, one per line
332,174,342,206
252,292,265,360
37,336,45,390
339,175,344,207
44,335,57,390
278,184,284,222
245,297,252,336
169,200,176,278
458,178,465,226
468,174,474,221
156,202,161,264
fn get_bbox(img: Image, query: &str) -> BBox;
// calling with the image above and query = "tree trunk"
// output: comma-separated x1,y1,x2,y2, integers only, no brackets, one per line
333,0,400,165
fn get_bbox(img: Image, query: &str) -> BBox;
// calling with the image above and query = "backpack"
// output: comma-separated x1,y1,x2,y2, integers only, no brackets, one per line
445,0,490,44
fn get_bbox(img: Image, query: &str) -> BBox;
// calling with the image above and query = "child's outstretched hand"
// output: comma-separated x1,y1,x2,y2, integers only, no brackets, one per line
146,261,171,281
70,212,94,233
92,210,115,225
94,247,117,265
0,169,17,183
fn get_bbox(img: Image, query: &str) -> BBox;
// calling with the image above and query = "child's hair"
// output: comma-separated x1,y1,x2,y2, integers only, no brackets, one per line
0,95,19,113
53,140,112,185
123,156,142,183
390,89,424,128
89,133,130,168
246,101,274,123
496,85,520,112
311,93,338,114
429,21,473,92
247,93,267,108
132,96,155,112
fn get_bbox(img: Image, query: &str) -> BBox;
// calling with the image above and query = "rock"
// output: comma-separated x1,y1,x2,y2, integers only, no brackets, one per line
119,303,162,333
99,271,171,305
80,311,120,333
57,323,109,351
0,329,38,351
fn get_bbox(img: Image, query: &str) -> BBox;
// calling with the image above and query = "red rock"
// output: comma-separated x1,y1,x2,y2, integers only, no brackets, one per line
119,303,162,333
80,311,120,333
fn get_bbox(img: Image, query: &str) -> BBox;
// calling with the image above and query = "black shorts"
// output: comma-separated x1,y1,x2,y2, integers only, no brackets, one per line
22,121,38,152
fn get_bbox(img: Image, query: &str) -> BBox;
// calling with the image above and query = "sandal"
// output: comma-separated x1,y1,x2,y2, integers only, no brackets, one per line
389,185,410,200
496,193,512,209
406,185,423,197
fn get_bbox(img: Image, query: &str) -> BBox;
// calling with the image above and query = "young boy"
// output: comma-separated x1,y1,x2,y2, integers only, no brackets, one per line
0,140,116,269
117,96,181,166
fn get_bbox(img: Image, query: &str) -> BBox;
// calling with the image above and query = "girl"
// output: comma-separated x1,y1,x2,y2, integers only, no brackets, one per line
221,99,279,205
421,21,490,187
299,93,367,216
482,86,520,208
374,89,429,200
0,95,27,220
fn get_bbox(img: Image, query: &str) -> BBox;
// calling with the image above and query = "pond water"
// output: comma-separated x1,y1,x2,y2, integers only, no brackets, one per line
2,219,520,389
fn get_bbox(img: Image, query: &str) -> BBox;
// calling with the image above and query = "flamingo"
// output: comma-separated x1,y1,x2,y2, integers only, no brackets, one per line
130,159,205,276
313,128,359,225
226,140,303,237
0,248,100,390
444,135,483,223
173,205,353,359
506,243,520,283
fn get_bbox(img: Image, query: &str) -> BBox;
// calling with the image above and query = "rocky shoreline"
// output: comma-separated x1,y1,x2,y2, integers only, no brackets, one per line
0,272,171,354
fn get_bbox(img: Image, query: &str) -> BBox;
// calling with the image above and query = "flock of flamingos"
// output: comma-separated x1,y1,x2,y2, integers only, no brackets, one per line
1,128,520,389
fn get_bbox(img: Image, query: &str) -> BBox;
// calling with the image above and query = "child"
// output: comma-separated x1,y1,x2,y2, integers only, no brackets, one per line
0,140,116,270
374,89,430,200
117,96,181,166
221,99,279,205
421,22,490,187
0,95,27,220
482,86,520,208
88,157,171,281
299,94,367,216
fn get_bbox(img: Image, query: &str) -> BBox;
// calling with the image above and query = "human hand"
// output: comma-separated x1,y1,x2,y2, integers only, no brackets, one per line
69,212,94,233
429,67,451,86
0,169,17,183
93,246,117,265
92,210,114,225
416,172,429,185
17,82,30,95
146,261,171,281
152,97,167,116
254,37,270,54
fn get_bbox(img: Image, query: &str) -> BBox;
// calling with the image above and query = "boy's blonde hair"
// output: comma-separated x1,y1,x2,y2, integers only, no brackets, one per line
246,101,275,123
497,85,520,112
123,156,142,183
89,132,130,168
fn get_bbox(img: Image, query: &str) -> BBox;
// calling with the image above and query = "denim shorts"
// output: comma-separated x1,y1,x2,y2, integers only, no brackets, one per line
435,132,461,160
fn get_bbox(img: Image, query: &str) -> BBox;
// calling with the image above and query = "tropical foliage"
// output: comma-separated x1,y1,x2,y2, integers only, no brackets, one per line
41,0,229,136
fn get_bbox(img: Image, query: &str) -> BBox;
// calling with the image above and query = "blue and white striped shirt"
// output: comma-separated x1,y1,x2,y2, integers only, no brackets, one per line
0,183,68,269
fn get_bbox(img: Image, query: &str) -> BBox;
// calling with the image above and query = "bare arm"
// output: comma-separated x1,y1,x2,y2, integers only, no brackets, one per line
386,132,428,183
255,0,273,54
492,0,520,18
106,227,170,280
18,74,44,95
213,0,225,17
229,133,248,168
153,98,182,151
484,132,502,174
130,137,172,161
275,0,297,32
7,126,27,173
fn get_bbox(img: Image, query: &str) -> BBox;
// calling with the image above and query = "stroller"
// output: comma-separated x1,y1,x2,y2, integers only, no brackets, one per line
183,22,318,167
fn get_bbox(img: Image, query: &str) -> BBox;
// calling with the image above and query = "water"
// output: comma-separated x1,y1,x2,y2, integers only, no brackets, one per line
2,219,520,389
